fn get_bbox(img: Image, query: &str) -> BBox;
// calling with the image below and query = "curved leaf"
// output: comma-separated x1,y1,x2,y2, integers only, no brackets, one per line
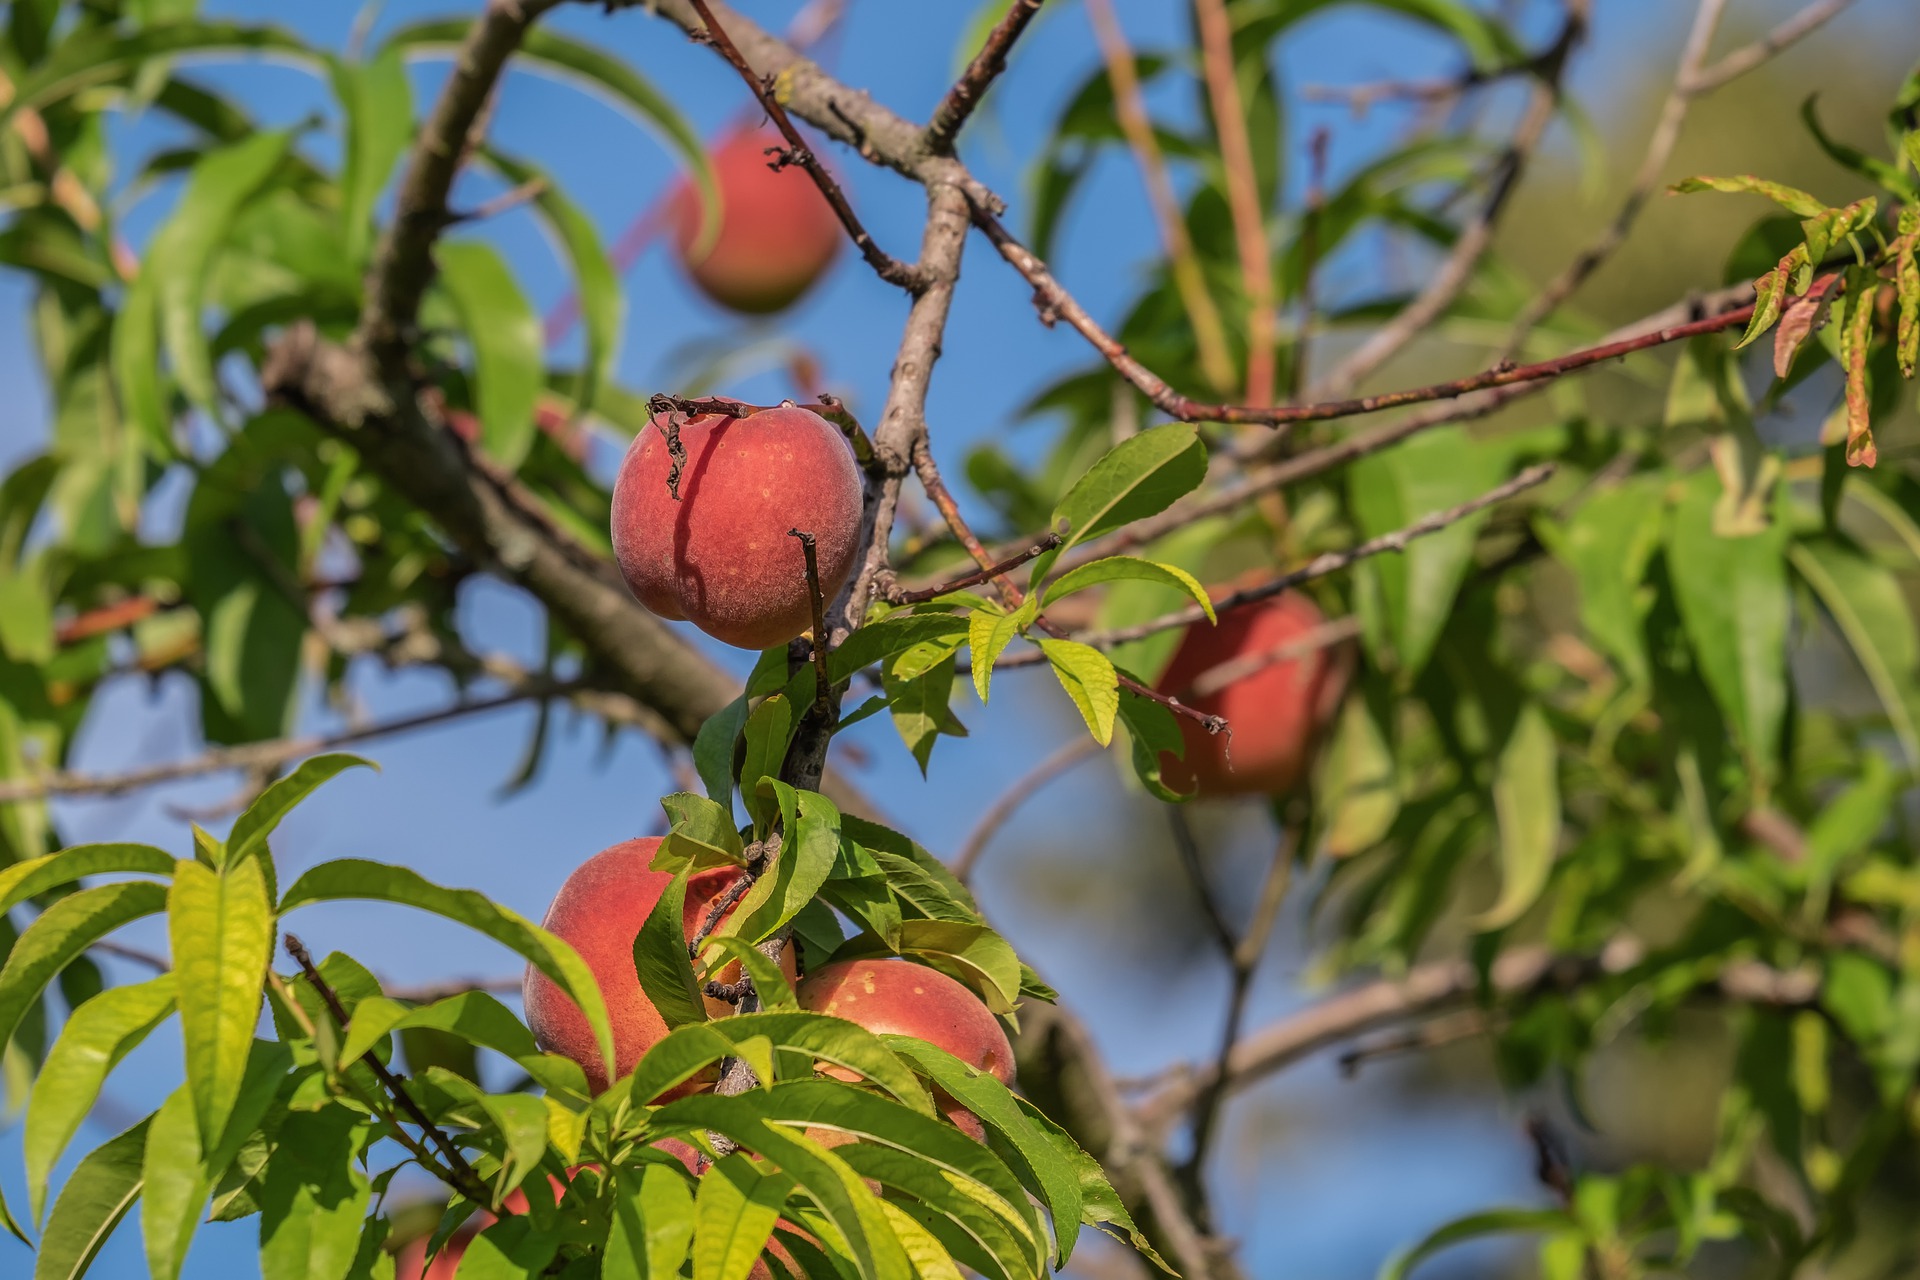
435,240,543,470
1791,537,1920,767
327,47,413,268
225,753,374,873
0,881,171,1061
693,1154,793,1280
1379,1207,1570,1280
34,1118,151,1280
1038,423,1207,576
626,1012,932,1114
1470,701,1561,931
142,1087,212,1280
1036,638,1119,746
24,977,176,1225
1042,556,1213,622
605,1161,696,1280
0,844,175,917
279,859,615,1085
635,865,709,1032
169,857,274,1148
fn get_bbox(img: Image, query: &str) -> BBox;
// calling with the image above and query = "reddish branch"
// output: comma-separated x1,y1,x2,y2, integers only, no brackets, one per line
684,0,923,291
886,533,1062,605
925,0,1048,153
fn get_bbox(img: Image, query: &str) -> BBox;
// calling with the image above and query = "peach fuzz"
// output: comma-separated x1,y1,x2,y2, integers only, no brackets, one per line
611,401,863,650
796,957,1014,1142
1153,590,1350,797
523,838,796,1094
666,125,842,315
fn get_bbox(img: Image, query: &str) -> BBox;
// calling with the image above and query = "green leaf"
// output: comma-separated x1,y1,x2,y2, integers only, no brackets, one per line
336,991,581,1095
2,22,313,128
170,856,274,1147
725,784,840,947
280,860,615,1086
885,1039,1083,1263
1471,702,1561,931
740,695,796,834
451,1214,559,1279
435,240,543,470
605,1162,696,1280
1670,175,1828,217
627,1012,932,1115
1380,1207,1570,1280
0,882,170,1064
1036,638,1120,746
829,614,972,687
1114,689,1189,803
1667,469,1789,790
1037,423,1206,576
225,753,374,873
693,1154,792,1280
142,1087,214,1280
485,148,622,419
968,599,1037,705
0,561,54,665
35,1118,151,1280
693,696,749,810
1042,556,1214,623
24,977,176,1224
1349,425,1506,680
328,47,412,268
1540,476,1666,686
831,922,1023,1017
0,844,175,916
636,865,710,1031
382,20,717,249
1319,696,1399,857
658,792,747,871
257,1108,372,1280
699,936,798,1010
1790,537,1920,768
884,655,967,775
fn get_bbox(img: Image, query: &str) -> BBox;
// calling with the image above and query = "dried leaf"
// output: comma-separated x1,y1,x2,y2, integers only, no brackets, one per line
1773,282,1834,378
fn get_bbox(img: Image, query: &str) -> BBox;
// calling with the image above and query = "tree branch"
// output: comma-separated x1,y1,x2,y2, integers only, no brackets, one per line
953,737,1103,884
925,0,1047,153
1685,0,1855,94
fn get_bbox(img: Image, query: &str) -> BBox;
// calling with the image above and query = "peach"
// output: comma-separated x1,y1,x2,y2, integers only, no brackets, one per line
1153,590,1350,797
796,958,1013,1141
392,1172,573,1278
667,125,842,315
524,839,796,1094
611,401,863,650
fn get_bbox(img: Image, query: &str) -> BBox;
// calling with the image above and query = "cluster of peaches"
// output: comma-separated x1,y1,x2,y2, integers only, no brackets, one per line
406,119,1348,1276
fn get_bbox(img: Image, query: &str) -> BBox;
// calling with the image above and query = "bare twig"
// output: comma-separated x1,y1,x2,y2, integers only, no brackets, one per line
456,175,549,223
886,533,1062,606
685,0,923,291
1337,1009,1496,1077
383,975,524,1004
1183,618,1362,700
688,868,756,957
1193,0,1276,405
0,686,573,805
1082,0,1236,393
926,0,1048,153
953,737,1104,884
789,529,835,712
1311,1,1588,397
284,934,495,1207
1685,0,1854,94
1499,0,1728,359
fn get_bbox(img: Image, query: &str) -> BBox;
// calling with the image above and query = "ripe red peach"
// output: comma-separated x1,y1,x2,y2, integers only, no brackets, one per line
610,400,863,650
666,125,842,315
796,958,1014,1141
523,839,797,1094
1153,590,1350,797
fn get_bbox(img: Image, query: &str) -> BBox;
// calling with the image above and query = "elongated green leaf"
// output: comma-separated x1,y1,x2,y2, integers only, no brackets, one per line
694,1154,792,1280
1380,1207,1570,1280
1037,638,1119,745
1667,470,1789,789
328,48,412,267
829,614,972,687
1349,425,1506,680
605,1162,696,1280
451,1214,559,1279
1042,557,1213,623
740,695,795,834
725,783,839,946
1670,175,1827,217
968,599,1036,704
658,792,746,868
693,695,749,808
486,148,622,418
0,881,170,1059
34,1118,151,1280
24,977,176,1224
226,753,374,872
339,990,537,1069
280,860,615,1084
884,653,968,775
435,240,543,470
636,865,709,1031
1010,1097,1172,1272
627,1012,931,1115
1037,424,1206,578
2,22,313,129
1471,702,1561,930
1542,475,1666,686
170,856,273,1147
886,1039,1083,1263
1791,538,1920,767
420,1068,548,1192
142,1087,213,1280
258,1107,372,1280
0,844,175,917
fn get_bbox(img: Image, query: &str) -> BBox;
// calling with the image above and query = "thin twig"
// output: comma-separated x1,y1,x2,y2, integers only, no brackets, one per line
1685,0,1854,94
1311,0,1588,397
1183,618,1362,699
456,175,549,223
284,934,495,1207
688,868,755,957
953,738,1104,884
1193,0,1276,405
1337,1009,1496,1077
886,533,1062,606
1082,0,1236,394
789,529,835,712
685,0,923,290
1498,0,1728,359
925,0,1048,153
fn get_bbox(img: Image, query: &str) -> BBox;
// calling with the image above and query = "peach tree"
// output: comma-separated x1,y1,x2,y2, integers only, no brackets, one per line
0,1,1918,1278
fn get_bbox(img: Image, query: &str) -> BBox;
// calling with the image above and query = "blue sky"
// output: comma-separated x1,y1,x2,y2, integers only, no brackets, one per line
0,1,1909,1276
